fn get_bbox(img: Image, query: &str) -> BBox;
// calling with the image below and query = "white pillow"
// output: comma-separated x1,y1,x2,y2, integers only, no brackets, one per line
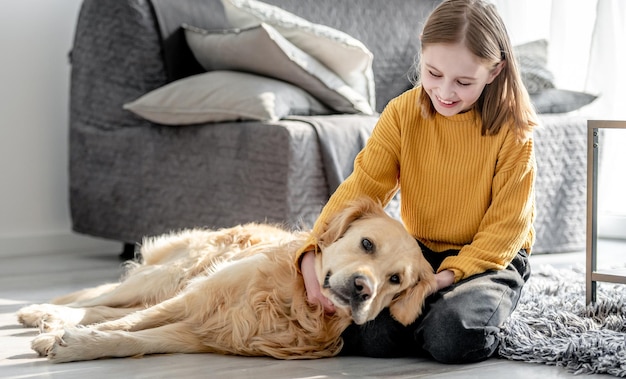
221,0,376,110
123,70,332,124
184,23,373,115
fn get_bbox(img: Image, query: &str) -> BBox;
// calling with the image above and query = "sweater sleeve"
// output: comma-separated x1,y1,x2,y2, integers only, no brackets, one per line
438,133,536,282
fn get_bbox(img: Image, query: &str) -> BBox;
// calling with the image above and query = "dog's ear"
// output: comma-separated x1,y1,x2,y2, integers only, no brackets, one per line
318,197,383,247
389,266,437,326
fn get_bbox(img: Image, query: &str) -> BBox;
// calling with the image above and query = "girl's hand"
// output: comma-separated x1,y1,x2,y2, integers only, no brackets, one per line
301,250,336,314
435,269,455,291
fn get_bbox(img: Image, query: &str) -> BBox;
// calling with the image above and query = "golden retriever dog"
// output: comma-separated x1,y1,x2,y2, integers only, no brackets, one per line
17,197,436,363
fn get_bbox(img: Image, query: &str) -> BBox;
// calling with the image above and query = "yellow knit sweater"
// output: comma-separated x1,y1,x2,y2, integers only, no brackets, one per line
297,86,536,282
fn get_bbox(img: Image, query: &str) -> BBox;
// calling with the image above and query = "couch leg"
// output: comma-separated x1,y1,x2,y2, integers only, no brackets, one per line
119,243,139,261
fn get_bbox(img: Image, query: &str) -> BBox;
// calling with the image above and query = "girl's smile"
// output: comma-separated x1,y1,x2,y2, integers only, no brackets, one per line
436,95,458,107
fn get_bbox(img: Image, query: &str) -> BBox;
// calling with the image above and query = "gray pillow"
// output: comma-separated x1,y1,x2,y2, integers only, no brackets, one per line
183,23,373,115
514,39,555,94
514,39,597,113
530,89,597,114
123,70,332,124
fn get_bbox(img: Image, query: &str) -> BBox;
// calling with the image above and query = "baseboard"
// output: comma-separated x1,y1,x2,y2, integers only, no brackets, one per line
598,213,626,240
0,232,121,257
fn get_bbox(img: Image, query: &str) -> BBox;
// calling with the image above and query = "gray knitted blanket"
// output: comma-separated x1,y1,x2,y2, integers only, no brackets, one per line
498,265,626,376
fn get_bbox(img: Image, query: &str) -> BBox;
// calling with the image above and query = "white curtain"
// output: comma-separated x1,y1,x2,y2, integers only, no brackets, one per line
492,0,626,237
491,0,625,110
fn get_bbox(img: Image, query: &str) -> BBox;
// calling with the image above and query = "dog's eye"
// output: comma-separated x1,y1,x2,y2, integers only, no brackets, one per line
361,238,374,253
389,274,401,284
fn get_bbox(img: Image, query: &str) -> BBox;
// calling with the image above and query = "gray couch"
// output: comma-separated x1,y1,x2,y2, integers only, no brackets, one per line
69,0,589,255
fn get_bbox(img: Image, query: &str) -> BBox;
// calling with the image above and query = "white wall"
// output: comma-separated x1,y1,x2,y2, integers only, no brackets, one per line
0,0,119,255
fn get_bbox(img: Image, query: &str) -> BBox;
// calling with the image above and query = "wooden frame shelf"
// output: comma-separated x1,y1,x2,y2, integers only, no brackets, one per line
586,120,626,304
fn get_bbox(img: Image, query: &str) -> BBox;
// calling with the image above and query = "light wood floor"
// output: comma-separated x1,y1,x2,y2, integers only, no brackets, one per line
2,239,623,378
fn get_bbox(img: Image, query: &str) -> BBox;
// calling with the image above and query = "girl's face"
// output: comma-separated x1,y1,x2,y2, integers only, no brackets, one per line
420,42,503,117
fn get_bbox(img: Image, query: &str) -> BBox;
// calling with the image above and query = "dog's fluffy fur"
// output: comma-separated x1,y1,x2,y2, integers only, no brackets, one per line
17,198,436,363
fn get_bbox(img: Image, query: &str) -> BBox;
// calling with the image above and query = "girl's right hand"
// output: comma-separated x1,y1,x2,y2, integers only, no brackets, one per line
301,250,336,314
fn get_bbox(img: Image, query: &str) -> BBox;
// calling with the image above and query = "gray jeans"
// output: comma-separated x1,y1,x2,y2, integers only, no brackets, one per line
339,243,531,363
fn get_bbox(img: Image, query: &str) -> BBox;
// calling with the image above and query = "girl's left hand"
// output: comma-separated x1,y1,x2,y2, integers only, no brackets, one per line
435,269,455,291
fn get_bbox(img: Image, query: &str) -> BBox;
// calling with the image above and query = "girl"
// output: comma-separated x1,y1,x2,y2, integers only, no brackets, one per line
298,0,537,364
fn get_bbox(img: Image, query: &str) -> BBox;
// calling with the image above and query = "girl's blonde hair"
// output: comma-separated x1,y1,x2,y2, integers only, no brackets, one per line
415,0,537,142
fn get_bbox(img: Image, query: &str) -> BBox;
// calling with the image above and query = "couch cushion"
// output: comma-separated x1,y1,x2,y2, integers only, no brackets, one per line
123,70,332,124
530,89,597,114
514,39,555,94
221,0,375,110
149,0,443,112
184,23,373,115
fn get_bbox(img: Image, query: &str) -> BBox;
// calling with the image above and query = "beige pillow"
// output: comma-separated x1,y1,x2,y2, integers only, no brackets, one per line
221,0,375,110
184,23,373,115
123,70,332,124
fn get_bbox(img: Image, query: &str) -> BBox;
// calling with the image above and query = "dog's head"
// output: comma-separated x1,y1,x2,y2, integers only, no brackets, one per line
315,197,437,326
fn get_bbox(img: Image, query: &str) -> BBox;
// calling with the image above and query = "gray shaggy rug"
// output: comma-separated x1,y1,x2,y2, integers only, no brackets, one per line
498,264,626,376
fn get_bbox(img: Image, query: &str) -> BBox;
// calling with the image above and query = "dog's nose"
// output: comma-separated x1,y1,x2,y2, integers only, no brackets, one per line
352,275,372,302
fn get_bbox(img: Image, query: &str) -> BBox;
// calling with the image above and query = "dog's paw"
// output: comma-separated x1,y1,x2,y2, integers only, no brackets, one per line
17,304,52,328
44,327,113,363
17,304,83,332
31,329,66,357
31,328,91,363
